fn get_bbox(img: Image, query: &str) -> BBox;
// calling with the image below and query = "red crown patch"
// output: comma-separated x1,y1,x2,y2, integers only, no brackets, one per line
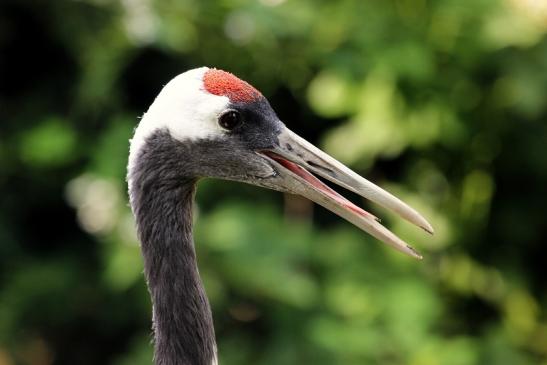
203,68,262,103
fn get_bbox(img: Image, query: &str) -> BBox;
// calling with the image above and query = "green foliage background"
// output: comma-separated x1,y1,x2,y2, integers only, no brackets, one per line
1,0,546,364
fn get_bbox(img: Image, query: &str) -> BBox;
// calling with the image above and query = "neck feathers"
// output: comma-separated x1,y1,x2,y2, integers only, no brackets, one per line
128,131,217,365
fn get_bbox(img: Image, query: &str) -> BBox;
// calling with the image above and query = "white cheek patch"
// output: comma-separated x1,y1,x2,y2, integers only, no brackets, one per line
128,67,230,172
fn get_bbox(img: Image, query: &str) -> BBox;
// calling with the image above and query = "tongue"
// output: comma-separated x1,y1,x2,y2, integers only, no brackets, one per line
264,152,379,222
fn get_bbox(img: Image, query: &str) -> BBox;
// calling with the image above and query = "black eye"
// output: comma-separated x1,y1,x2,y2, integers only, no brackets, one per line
218,110,242,130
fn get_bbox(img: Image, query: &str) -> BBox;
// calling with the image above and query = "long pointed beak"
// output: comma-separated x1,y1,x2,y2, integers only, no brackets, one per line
258,127,433,259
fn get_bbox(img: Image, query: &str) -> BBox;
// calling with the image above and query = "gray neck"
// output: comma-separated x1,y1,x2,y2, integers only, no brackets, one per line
128,132,216,365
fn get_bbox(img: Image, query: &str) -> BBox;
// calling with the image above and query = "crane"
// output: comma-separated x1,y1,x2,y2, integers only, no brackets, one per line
127,67,433,365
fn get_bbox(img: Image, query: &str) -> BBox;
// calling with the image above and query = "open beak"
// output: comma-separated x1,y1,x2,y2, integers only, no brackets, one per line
258,128,434,259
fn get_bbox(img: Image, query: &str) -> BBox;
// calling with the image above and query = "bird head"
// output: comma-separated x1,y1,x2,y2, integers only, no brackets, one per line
128,67,433,258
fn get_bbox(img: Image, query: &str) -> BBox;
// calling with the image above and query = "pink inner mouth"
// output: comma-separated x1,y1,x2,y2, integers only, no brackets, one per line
262,151,379,222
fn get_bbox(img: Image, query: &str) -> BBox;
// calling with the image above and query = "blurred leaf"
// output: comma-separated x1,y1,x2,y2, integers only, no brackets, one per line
18,117,77,167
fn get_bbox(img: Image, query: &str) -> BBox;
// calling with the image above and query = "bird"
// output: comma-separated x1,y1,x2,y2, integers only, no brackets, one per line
127,67,433,365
